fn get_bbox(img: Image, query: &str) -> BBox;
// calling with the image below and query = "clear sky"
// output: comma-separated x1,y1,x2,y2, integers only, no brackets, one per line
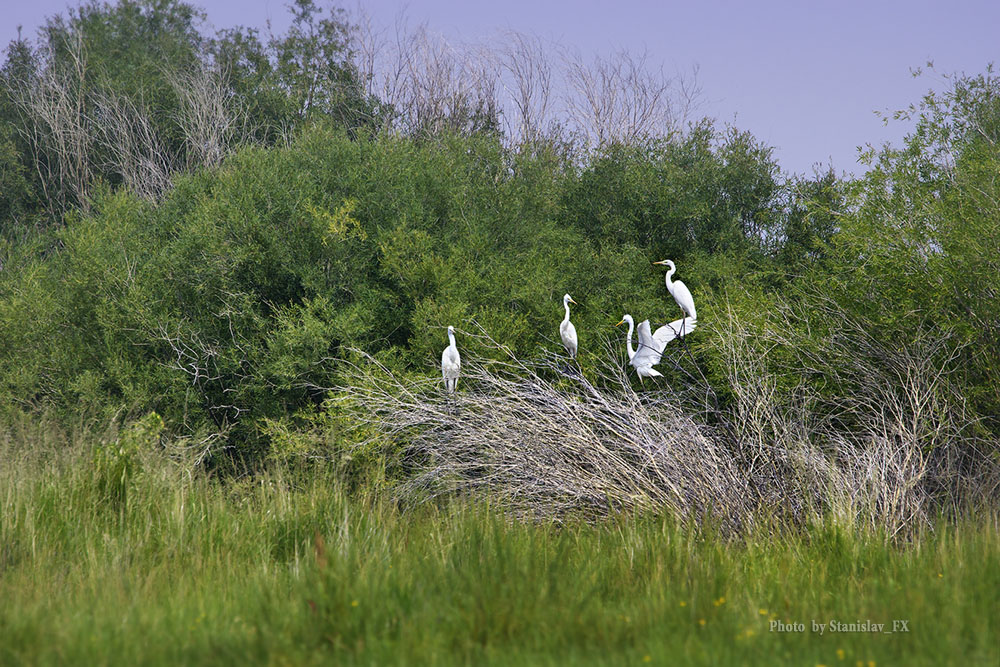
4,0,998,177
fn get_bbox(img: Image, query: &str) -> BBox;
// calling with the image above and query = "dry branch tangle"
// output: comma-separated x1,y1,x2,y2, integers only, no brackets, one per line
335,312,997,534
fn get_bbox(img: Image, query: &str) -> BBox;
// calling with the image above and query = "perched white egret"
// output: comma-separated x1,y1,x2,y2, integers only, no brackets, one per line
617,314,663,381
441,325,461,392
654,259,697,323
560,294,579,359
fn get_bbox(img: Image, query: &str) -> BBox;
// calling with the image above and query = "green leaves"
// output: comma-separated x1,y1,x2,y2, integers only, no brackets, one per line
2,61,997,459
92,411,164,508
0,123,766,452
559,125,781,260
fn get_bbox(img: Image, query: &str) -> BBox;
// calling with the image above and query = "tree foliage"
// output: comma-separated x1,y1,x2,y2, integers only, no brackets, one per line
816,67,1000,423
0,1,996,467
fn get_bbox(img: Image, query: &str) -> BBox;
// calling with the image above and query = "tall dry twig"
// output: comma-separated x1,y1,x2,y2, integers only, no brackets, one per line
561,47,700,147
166,63,247,171
493,30,554,146
92,90,174,201
14,32,93,213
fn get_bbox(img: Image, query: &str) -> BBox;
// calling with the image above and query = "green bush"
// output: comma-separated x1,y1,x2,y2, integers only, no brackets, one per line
92,411,164,508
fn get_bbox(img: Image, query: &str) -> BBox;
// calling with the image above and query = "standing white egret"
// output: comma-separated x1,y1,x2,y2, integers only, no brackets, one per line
441,325,461,393
560,294,579,359
654,259,697,323
617,315,663,381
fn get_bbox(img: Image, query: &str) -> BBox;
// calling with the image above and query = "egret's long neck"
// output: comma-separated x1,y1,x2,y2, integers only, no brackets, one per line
664,267,675,293
448,331,456,348
625,320,635,360
563,301,571,324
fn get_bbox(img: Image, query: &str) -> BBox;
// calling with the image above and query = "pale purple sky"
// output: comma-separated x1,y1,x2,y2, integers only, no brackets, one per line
4,0,998,177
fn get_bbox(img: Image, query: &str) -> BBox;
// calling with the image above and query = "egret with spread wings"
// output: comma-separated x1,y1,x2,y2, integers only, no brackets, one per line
617,314,663,381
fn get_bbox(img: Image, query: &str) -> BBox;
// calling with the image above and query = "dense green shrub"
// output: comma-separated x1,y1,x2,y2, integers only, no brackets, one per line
0,119,788,456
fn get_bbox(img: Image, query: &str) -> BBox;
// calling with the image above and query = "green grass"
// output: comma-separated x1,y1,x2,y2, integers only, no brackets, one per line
1,427,997,666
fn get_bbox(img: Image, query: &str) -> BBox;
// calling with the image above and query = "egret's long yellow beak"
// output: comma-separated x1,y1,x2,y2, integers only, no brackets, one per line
653,260,668,265
569,297,578,305
616,319,625,327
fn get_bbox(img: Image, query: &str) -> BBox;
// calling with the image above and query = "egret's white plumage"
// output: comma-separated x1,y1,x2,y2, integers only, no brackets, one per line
635,319,666,372
651,316,698,350
441,325,461,392
655,260,697,322
617,314,663,381
560,294,579,358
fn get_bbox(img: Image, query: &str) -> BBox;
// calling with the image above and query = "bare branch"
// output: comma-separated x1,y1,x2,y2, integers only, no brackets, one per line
561,47,698,147
166,63,246,170
13,31,93,213
493,30,554,146
92,89,173,201
326,307,996,535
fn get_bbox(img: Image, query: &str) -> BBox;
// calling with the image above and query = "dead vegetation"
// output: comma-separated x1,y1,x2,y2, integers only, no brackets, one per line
334,306,999,536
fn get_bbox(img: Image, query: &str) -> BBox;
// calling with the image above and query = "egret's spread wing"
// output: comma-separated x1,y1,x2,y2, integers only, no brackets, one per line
652,317,697,349
631,319,662,368
651,321,679,349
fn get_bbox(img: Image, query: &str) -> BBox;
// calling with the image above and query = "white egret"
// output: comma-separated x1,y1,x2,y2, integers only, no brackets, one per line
654,259,697,323
617,315,663,381
560,294,579,359
441,325,461,392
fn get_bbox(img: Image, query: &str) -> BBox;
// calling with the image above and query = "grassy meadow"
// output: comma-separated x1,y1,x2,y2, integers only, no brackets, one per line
1,422,997,667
